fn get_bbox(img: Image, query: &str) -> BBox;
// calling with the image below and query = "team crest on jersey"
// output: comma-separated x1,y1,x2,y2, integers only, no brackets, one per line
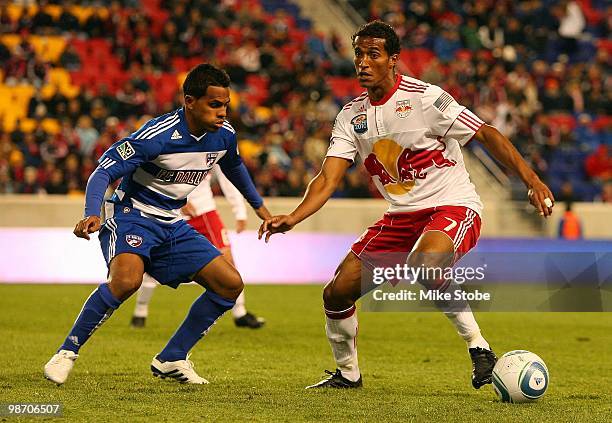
126,234,143,248
206,152,219,166
116,141,135,160
395,100,413,118
351,114,368,134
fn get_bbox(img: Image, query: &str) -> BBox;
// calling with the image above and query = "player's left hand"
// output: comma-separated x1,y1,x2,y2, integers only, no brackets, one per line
74,216,101,240
528,180,555,218
181,202,197,218
236,219,247,233
258,215,297,243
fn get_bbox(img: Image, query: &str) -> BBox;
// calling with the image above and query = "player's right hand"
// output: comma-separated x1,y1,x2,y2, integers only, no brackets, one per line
258,215,297,243
74,216,101,240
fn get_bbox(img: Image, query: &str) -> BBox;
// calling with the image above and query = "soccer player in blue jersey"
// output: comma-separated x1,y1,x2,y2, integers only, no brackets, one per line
44,64,272,385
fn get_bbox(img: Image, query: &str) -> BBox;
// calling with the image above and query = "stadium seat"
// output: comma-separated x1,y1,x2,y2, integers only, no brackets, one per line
548,114,577,130
400,49,435,78
39,83,56,100
69,5,95,24
48,68,71,89
326,77,363,100
41,118,61,134
0,34,21,51
19,118,37,133
42,4,63,20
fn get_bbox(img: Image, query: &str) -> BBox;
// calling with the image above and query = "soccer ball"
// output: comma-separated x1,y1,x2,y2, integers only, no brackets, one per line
492,350,549,403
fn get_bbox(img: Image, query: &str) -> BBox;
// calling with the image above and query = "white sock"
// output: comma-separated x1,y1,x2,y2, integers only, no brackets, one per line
438,280,490,350
231,291,247,319
325,306,360,382
133,273,158,318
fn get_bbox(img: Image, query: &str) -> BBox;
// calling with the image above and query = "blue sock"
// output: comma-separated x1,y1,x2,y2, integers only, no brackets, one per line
59,283,122,353
158,290,235,362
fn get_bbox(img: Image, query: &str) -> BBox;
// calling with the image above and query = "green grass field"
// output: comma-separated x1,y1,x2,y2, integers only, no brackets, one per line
0,284,610,422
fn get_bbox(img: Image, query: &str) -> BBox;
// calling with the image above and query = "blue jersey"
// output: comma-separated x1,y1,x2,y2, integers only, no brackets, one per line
86,107,262,223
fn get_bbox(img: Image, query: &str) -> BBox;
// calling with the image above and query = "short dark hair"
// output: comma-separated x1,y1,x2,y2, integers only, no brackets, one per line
352,20,400,56
183,63,230,98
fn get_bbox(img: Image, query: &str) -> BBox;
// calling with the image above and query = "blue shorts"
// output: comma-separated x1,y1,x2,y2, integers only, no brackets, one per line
98,207,221,288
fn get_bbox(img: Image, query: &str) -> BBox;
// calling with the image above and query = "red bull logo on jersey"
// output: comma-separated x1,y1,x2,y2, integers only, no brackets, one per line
126,234,143,248
363,138,456,195
350,114,368,134
395,100,413,118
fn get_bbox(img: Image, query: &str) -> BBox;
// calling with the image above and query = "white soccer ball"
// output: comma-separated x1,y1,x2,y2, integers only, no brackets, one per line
492,350,549,403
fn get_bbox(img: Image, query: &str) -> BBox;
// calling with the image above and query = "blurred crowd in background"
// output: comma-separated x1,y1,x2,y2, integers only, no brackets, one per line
0,0,610,202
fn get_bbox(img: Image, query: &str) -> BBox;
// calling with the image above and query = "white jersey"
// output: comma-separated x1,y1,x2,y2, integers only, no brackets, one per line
327,74,484,215
186,164,247,220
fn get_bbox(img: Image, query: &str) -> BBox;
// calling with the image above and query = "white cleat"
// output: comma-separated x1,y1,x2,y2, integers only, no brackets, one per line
151,355,209,384
44,350,78,385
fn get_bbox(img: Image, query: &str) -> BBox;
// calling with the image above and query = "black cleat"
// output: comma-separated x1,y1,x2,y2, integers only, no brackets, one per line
470,347,497,389
234,312,265,329
306,369,363,389
130,316,146,328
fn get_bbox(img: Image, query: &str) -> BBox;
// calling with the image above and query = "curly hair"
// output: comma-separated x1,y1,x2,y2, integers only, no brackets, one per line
351,20,400,56
183,63,230,98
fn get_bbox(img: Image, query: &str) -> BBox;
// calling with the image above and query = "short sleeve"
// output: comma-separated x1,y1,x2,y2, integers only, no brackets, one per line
422,85,485,146
326,113,358,161
97,136,163,180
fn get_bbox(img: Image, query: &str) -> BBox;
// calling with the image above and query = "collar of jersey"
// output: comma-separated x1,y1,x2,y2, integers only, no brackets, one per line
178,107,207,142
369,74,402,106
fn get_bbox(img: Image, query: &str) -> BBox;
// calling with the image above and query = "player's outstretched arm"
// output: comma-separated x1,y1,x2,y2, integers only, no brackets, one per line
74,166,112,240
473,124,554,217
258,157,351,242
75,136,162,240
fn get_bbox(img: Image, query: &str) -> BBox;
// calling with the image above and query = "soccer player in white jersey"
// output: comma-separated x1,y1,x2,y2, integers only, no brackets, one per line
130,164,265,329
44,64,271,385
259,21,555,389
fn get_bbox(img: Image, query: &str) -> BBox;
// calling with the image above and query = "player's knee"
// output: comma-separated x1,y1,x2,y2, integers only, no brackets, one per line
220,271,243,301
408,250,450,290
323,280,357,308
108,274,142,300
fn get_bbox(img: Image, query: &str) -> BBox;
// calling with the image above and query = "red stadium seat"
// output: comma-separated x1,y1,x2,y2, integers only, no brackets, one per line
400,49,435,78
548,114,577,130
591,115,612,131
326,77,363,100
597,39,612,55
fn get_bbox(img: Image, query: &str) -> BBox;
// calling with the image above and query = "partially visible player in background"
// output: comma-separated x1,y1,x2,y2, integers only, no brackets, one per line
131,164,265,329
